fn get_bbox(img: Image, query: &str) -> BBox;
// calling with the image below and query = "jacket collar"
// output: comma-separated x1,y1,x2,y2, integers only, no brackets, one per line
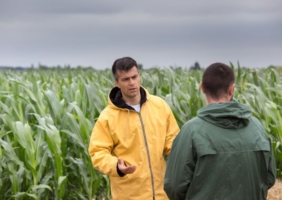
109,86,147,110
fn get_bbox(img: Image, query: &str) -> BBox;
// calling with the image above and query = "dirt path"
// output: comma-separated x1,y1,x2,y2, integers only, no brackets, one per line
267,179,282,200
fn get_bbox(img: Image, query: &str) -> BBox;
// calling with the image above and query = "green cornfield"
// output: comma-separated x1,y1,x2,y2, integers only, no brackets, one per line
0,64,281,199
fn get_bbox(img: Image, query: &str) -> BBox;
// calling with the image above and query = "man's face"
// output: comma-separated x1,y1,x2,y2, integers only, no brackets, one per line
115,66,141,101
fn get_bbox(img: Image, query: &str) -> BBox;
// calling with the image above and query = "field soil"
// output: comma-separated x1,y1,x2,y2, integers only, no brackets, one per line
267,179,282,200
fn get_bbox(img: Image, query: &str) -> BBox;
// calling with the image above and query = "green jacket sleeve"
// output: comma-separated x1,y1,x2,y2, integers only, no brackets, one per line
164,124,196,200
268,141,276,189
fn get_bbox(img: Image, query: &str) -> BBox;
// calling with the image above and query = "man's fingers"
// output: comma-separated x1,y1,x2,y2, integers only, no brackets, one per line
117,158,123,165
117,158,136,174
124,165,136,174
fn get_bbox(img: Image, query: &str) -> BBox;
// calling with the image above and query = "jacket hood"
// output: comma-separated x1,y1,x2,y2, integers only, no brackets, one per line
197,100,252,129
108,86,147,110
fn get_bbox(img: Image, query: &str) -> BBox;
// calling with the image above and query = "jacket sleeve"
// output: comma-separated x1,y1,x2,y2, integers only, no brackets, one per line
164,125,195,200
163,103,180,155
267,141,276,189
88,115,120,177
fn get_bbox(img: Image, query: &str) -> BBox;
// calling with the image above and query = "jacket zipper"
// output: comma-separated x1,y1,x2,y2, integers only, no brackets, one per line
138,112,155,199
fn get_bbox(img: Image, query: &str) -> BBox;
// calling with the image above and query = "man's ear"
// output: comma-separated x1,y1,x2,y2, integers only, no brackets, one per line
228,83,235,96
200,82,205,94
114,80,119,88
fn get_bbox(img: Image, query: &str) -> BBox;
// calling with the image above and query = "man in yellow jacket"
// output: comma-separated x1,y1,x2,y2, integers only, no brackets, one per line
88,57,180,200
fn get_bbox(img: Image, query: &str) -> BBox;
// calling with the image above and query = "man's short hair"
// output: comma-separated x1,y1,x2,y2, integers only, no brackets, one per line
202,62,235,99
112,57,138,81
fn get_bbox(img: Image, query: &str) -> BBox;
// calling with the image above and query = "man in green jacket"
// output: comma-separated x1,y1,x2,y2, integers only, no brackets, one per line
164,62,276,200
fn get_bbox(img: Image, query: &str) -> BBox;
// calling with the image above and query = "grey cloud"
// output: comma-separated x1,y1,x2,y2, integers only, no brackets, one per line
0,0,281,68
0,1,121,19
1,0,282,18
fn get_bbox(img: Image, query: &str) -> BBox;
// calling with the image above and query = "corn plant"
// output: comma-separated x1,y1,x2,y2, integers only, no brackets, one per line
0,65,281,200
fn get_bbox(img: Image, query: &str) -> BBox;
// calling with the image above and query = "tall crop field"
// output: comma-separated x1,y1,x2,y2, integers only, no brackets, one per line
0,66,281,199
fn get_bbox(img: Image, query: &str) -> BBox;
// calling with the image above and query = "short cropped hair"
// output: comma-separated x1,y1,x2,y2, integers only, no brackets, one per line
112,57,138,81
202,62,235,99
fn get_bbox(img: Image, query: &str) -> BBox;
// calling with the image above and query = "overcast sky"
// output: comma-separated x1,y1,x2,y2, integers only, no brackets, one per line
0,0,281,69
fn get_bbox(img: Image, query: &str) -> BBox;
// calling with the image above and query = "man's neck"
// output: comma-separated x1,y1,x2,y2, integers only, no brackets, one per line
206,96,232,105
123,94,141,106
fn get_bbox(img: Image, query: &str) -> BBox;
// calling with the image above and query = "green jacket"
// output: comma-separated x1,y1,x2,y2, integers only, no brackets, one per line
164,100,276,200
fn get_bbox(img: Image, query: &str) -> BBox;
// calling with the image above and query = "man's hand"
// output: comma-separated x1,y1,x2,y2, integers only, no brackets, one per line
117,158,136,174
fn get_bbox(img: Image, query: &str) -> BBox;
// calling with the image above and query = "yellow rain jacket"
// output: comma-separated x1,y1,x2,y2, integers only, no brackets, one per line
89,87,179,200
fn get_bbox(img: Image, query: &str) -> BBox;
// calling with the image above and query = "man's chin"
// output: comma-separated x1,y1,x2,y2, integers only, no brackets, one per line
127,93,137,98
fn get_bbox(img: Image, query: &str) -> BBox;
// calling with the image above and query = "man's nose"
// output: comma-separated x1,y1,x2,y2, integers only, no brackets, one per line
129,78,135,84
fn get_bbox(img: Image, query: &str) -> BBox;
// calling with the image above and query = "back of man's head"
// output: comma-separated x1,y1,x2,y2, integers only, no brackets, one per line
112,57,138,81
202,62,234,100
